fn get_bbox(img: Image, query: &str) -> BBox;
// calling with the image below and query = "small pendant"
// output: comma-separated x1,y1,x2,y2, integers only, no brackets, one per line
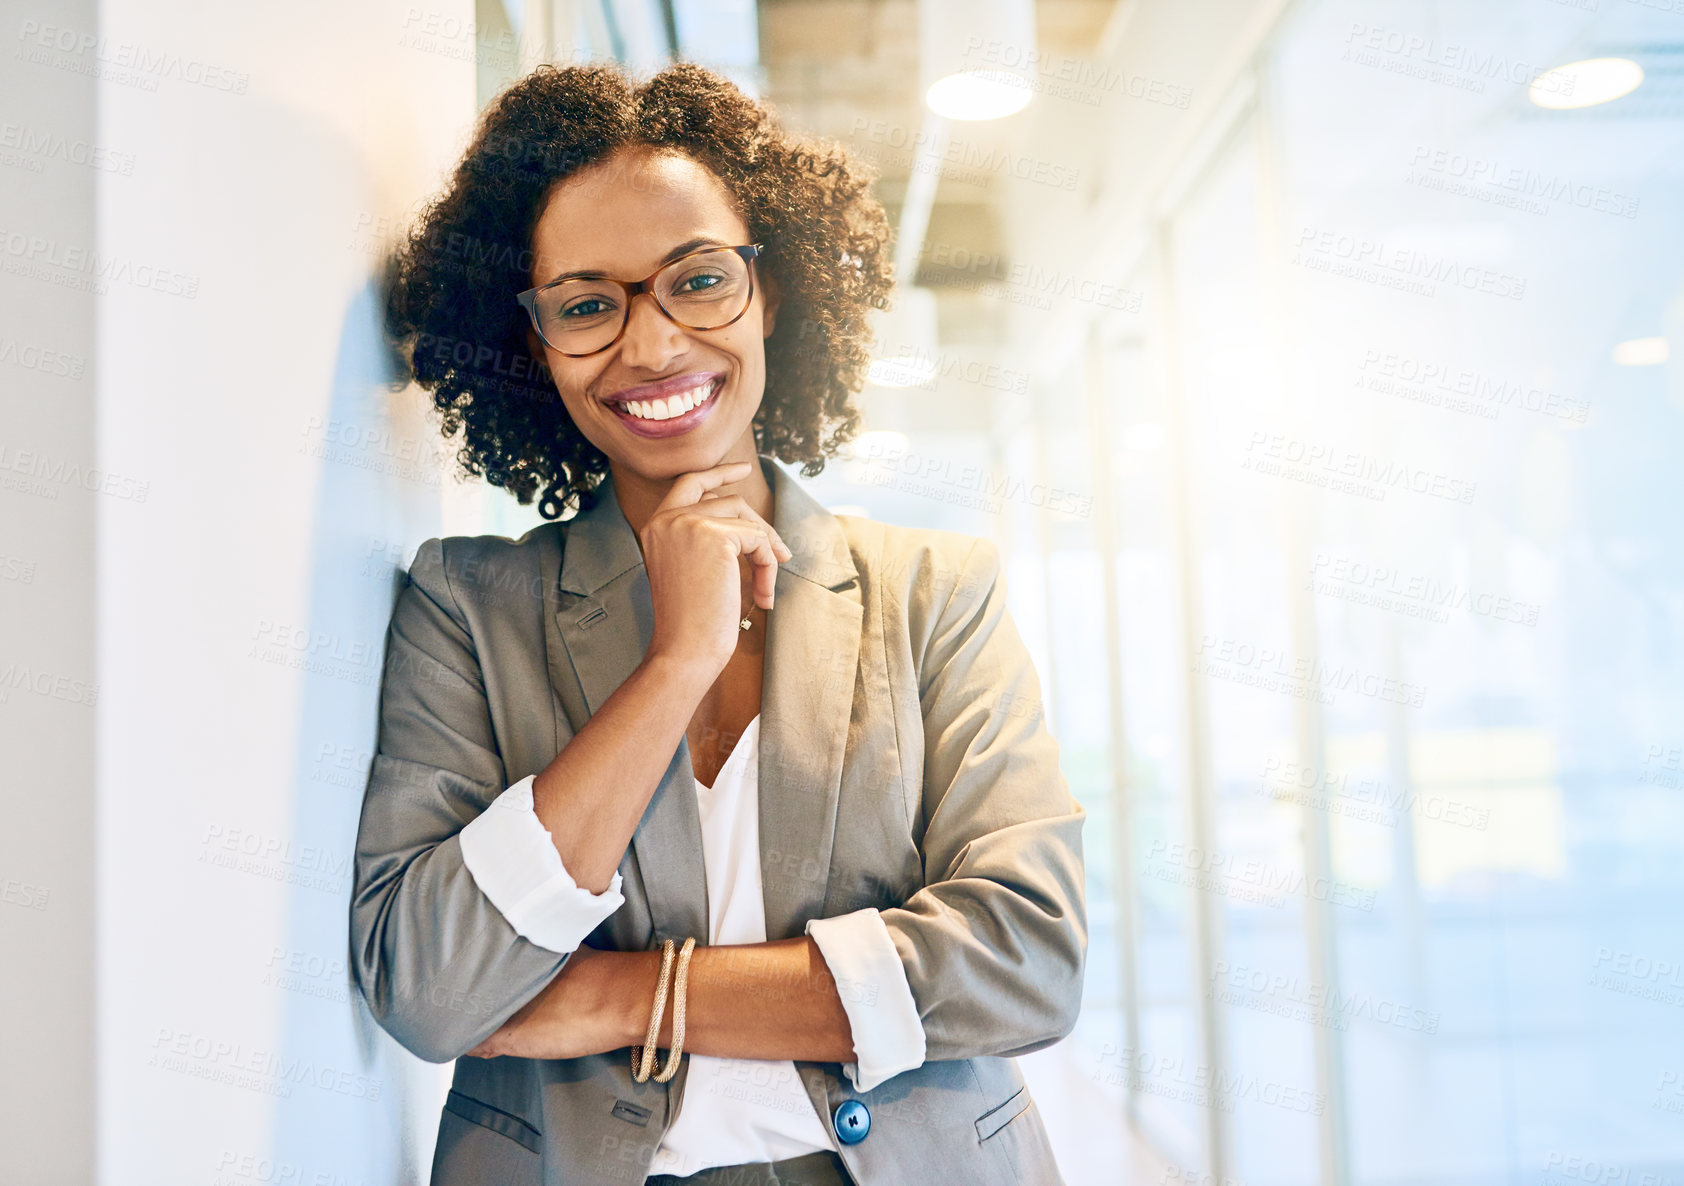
740,616,752,630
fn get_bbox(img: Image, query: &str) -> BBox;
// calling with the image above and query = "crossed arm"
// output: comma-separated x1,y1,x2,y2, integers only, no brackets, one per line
427,641,892,1068
461,936,856,1063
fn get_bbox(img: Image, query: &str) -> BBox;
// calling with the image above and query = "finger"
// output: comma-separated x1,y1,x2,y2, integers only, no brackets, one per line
661,471,792,561
712,520,783,608
658,461,753,512
752,545,777,607
707,518,784,606
678,495,793,561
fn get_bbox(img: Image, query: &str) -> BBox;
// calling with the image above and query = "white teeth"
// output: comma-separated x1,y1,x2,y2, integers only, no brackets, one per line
615,378,719,421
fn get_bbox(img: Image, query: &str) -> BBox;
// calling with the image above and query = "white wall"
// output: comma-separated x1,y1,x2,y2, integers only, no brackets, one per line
91,2,477,1180
1,0,99,1178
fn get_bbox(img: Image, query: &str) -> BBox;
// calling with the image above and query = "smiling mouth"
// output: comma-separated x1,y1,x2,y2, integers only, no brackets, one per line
607,375,723,421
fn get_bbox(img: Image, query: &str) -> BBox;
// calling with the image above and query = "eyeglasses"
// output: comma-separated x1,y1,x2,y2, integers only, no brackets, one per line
517,243,764,357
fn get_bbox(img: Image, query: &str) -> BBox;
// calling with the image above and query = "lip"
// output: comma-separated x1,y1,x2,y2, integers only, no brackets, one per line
604,370,723,405
603,372,725,439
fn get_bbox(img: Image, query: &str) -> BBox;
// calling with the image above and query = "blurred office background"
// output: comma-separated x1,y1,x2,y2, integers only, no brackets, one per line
6,0,1684,1182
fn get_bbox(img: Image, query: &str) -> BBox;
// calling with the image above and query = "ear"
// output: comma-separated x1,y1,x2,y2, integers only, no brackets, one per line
759,268,782,339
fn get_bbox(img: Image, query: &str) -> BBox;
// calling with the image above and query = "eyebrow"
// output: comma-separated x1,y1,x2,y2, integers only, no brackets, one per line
539,236,729,287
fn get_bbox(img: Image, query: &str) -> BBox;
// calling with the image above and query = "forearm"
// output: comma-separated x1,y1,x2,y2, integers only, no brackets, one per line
614,937,856,1063
531,652,713,892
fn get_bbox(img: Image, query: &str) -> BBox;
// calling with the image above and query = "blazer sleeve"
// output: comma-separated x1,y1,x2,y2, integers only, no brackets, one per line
877,535,1088,1062
347,537,579,1064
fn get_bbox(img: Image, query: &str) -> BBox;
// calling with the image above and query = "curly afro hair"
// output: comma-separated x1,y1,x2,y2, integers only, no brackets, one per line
383,59,897,519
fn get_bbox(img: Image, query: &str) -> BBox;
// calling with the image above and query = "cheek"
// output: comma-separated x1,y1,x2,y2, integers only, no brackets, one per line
546,362,605,425
546,356,595,399
730,327,768,375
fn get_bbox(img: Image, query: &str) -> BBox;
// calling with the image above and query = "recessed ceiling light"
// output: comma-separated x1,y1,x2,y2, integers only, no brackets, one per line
918,0,1037,121
1529,57,1644,110
925,71,1033,120
1612,336,1668,366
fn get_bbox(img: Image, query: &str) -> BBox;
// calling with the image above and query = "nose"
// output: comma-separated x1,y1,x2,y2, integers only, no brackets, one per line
615,290,688,372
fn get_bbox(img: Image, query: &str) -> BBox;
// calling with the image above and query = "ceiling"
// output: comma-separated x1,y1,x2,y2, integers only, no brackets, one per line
757,0,1120,346
747,0,1296,437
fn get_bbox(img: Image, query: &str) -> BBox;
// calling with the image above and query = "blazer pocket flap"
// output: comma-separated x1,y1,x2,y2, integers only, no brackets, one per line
974,1085,1031,1142
443,1089,542,1153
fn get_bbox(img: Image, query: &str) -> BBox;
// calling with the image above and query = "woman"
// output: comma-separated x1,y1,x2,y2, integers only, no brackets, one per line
349,59,1086,1186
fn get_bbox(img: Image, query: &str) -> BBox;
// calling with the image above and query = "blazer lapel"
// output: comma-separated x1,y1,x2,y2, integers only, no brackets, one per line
547,457,861,946
755,460,861,942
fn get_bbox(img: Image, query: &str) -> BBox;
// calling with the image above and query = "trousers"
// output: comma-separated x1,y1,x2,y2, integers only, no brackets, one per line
644,1150,855,1186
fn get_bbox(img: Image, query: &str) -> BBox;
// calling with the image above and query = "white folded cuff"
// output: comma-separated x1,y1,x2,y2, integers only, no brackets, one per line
806,907,927,1092
458,773,625,954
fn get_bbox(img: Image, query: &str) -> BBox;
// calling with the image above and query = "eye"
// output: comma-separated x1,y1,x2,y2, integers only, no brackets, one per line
678,271,724,293
561,296,613,318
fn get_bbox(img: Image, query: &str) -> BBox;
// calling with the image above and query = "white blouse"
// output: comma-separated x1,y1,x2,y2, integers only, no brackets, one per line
457,712,927,1176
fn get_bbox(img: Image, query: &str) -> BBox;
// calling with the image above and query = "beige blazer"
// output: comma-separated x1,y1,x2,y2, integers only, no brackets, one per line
348,454,1087,1185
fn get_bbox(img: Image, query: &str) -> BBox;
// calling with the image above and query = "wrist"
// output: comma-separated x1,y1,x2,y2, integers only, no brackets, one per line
617,949,669,1048
640,649,721,696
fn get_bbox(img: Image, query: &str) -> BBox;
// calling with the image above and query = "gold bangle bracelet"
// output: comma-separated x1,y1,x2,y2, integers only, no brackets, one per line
630,938,676,1083
652,936,697,1083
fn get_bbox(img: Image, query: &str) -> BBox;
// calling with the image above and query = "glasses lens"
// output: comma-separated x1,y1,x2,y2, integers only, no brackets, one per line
654,248,752,329
529,249,754,354
531,281,624,355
